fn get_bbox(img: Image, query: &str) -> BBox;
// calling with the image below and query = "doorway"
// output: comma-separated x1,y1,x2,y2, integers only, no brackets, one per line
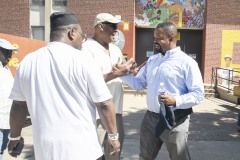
135,27,203,70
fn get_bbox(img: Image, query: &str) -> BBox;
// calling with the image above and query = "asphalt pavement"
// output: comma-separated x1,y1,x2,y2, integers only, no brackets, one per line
3,93,240,160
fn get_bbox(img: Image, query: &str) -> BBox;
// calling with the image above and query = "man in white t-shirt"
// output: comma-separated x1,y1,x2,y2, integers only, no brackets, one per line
82,13,134,160
0,38,18,160
7,12,120,160
218,54,236,87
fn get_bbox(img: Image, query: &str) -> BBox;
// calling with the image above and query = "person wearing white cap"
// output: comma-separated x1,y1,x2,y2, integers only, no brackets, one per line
0,38,18,160
82,13,135,160
7,12,120,160
217,54,236,87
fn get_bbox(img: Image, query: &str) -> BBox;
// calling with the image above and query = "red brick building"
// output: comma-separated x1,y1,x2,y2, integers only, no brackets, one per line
203,0,240,83
0,0,30,38
0,0,240,83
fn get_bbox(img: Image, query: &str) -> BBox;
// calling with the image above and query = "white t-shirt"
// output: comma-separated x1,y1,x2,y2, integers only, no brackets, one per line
9,42,112,160
82,39,124,114
0,62,13,129
217,67,236,87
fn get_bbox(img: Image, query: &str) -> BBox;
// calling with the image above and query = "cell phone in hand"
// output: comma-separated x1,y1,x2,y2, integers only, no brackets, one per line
12,141,24,155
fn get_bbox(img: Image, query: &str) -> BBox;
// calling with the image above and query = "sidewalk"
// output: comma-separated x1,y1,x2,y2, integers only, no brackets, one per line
121,94,240,160
4,94,240,160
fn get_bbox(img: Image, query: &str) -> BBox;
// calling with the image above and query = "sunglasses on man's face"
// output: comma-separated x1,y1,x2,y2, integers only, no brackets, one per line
102,22,118,30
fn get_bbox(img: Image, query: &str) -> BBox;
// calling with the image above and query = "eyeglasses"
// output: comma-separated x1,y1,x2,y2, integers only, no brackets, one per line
102,22,118,30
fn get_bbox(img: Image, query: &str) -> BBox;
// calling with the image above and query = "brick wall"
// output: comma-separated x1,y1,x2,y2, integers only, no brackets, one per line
203,0,240,83
0,0,30,38
2,0,239,83
67,0,135,59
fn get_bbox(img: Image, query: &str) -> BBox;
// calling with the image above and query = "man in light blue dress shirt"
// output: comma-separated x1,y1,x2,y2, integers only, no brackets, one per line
120,22,205,160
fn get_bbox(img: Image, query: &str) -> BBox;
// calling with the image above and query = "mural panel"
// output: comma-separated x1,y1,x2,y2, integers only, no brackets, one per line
135,0,205,28
218,30,240,87
221,30,240,70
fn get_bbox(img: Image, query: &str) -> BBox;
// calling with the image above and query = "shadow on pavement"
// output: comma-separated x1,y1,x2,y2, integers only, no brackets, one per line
121,97,240,160
190,105,240,141
123,104,240,141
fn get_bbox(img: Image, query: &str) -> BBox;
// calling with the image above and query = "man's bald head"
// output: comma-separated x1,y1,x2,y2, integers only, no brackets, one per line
156,22,178,39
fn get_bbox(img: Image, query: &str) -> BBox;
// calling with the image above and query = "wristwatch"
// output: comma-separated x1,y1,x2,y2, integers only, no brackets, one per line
108,132,119,141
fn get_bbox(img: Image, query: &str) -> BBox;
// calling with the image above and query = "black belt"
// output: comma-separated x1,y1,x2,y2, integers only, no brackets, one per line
146,108,192,122
146,110,161,118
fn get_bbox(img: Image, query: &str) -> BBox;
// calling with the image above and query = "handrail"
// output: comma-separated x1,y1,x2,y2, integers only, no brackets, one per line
211,67,214,87
212,67,240,94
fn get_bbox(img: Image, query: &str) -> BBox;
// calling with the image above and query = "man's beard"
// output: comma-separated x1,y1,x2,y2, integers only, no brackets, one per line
154,43,165,55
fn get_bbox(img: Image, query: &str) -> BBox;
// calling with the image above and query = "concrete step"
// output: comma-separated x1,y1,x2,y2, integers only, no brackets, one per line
204,83,214,89
204,84,216,98
205,93,215,98
124,87,146,95
205,88,215,93
124,84,216,98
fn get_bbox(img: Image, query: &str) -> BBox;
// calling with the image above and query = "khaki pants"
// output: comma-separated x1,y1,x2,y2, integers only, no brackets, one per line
97,114,124,160
139,111,191,160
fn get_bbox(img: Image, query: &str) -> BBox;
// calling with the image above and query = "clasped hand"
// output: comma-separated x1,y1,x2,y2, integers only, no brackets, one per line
158,93,176,107
109,139,121,156
8,137,24,157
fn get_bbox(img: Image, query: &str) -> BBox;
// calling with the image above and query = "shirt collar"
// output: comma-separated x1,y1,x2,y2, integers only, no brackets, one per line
163,46,181,59
90,38,109,51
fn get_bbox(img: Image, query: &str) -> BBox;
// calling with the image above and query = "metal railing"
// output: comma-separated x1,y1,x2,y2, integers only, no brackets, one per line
211,67,240,93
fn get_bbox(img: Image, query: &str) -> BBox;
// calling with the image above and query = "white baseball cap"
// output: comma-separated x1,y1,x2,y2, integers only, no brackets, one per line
0,38,18,51
94,13,123,27
224,54,232,59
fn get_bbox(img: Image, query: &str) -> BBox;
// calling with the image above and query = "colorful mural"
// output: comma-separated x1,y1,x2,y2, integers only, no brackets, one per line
135,0,205,28
221,30,240,72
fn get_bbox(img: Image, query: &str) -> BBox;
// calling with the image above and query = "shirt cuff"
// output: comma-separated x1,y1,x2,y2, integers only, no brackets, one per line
174,95,183,108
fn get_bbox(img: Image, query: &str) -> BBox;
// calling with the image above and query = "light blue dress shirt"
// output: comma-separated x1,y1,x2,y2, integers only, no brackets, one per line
121,47,205,113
